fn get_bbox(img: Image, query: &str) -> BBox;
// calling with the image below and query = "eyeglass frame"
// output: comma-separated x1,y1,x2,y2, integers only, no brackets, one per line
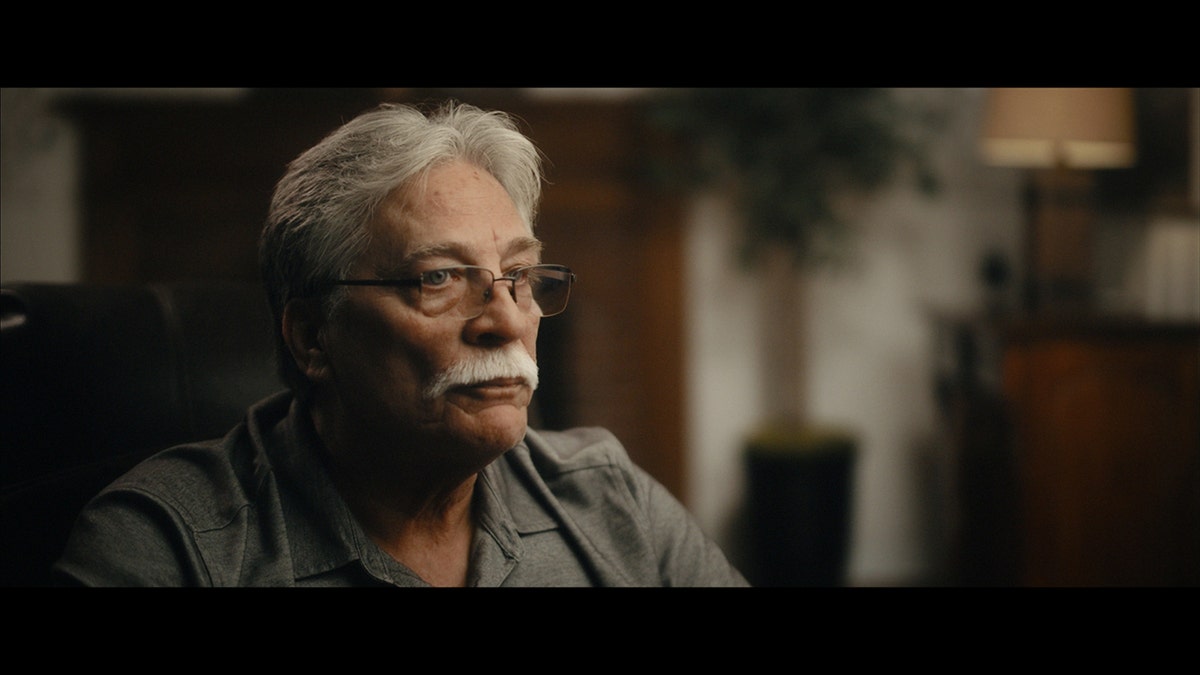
328,263,576,320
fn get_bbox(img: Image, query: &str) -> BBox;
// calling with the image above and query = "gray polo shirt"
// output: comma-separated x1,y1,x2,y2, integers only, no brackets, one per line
53,392,747,587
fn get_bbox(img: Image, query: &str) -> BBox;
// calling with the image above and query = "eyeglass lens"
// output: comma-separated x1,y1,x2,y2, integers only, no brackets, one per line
423,266,573,319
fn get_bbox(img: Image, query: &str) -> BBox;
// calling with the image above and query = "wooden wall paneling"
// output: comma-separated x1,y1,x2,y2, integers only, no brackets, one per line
66,93,383,283
511,98,687,502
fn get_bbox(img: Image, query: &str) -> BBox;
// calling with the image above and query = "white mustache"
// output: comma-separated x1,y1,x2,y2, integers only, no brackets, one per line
423,345,539,401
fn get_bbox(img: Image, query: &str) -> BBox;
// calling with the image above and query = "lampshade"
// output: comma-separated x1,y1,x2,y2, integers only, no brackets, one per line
981,88,1136,169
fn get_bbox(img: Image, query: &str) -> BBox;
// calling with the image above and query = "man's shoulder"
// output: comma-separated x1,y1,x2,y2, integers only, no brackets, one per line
111,392,287,485
98,395,286,529
109,433,233,488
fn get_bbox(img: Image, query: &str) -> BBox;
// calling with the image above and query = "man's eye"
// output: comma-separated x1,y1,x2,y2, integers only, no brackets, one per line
422,269,455,287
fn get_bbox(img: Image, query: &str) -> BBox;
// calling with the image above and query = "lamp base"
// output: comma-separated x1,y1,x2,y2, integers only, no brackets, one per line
1023,167,1098,316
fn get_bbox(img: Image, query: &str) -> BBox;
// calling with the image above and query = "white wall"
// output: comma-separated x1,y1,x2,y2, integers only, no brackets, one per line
683,193,765,567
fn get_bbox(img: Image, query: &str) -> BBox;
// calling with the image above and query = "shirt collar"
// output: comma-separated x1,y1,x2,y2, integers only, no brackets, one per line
259,394,533,586
260,396,413,584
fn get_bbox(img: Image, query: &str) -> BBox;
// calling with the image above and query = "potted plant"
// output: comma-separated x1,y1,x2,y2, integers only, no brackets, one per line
646,88,942,585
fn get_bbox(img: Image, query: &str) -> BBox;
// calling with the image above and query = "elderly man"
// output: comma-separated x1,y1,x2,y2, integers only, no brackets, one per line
53,101,748,587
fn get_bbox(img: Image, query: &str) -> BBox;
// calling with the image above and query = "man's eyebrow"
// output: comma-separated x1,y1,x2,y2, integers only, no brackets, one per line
395,242,470,270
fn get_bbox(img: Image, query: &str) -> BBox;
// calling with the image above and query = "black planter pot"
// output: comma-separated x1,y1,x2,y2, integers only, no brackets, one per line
744,428,856,587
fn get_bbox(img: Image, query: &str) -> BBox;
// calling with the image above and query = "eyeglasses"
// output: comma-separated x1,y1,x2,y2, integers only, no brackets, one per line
331,264,576,320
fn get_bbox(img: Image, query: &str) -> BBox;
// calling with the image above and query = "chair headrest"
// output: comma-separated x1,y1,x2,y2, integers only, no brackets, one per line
1,281,283,488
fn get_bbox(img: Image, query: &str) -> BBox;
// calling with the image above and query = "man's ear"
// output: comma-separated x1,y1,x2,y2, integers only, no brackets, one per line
282,298,331,383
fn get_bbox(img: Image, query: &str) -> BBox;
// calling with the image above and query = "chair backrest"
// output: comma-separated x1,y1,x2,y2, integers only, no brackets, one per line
0,281,284,586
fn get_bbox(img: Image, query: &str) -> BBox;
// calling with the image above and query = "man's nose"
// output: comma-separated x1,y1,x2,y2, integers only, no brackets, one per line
466,275,530,343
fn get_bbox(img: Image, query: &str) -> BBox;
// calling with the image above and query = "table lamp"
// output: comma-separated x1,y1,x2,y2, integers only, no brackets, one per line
980,87,1136,314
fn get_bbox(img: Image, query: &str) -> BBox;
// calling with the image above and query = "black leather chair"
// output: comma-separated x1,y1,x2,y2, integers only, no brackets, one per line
0,281,284,586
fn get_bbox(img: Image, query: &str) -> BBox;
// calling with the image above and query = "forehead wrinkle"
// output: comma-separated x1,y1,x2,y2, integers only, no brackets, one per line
371,164,541,276
388,235,542,275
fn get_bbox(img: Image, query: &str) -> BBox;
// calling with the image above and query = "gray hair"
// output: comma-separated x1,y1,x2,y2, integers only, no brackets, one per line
259,101,545,391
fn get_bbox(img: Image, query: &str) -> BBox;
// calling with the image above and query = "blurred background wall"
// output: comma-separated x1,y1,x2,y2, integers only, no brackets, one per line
3,87,1197,586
